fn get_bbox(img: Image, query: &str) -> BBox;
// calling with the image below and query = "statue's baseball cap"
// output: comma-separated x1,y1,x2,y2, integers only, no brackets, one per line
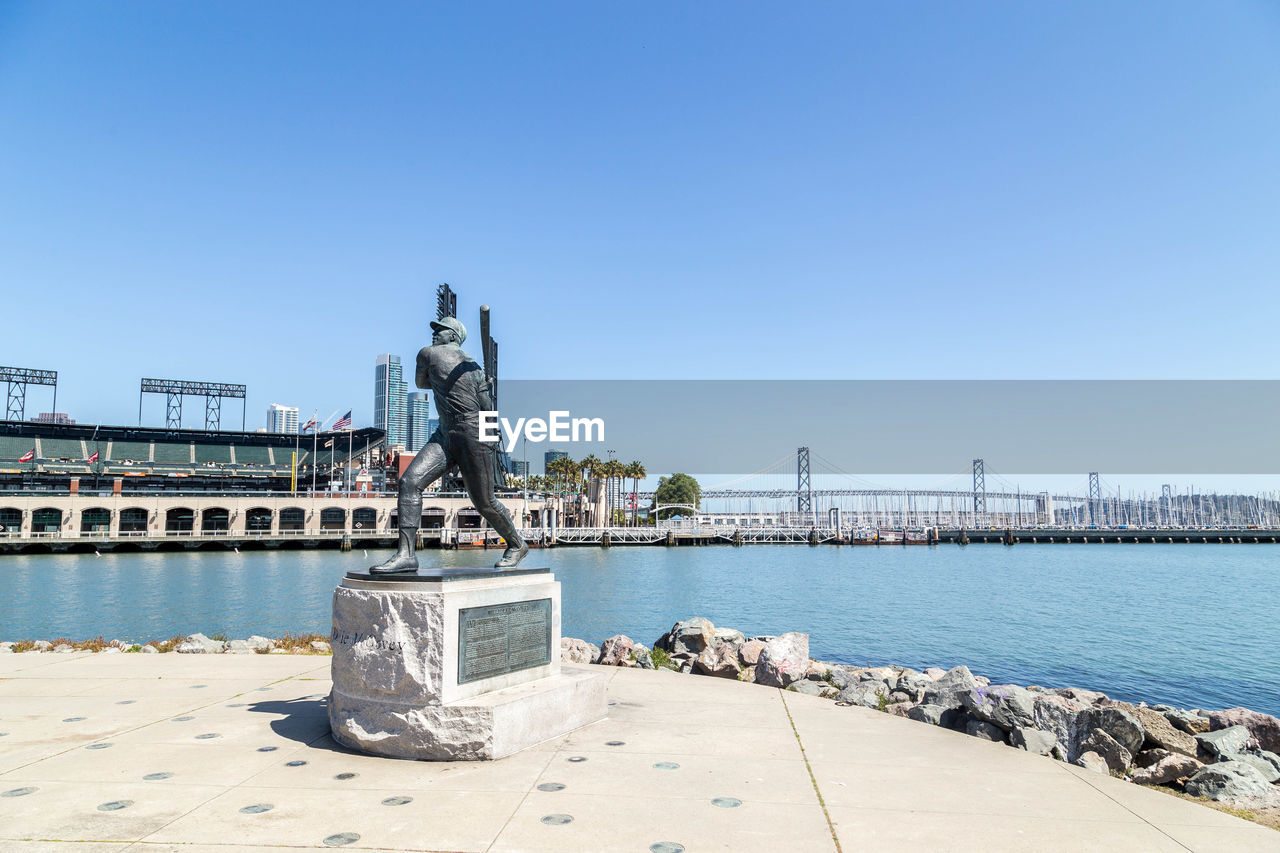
429,316,467,343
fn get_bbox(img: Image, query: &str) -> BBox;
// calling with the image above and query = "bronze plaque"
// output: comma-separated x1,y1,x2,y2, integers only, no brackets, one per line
457,598,552,684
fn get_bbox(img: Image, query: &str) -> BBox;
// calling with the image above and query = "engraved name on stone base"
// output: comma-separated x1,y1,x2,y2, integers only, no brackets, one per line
458,598,552,684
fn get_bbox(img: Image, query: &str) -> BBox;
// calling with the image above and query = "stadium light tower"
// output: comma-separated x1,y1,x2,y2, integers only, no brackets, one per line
140,378,247,431
2,366,57,422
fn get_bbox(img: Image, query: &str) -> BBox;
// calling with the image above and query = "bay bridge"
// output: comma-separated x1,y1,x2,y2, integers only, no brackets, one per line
632,447,1280,531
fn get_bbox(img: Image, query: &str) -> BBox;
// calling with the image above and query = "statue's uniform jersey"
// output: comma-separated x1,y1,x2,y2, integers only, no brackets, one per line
415,345,490,440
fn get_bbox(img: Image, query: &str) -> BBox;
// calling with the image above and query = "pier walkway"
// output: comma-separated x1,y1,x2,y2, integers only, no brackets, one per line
2,653,1275,851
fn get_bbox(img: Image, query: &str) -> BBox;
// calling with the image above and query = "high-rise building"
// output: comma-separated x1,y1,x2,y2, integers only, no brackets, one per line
266,404,298,434
544,449,568,473
511,459,529,479
406,391,430,452
374,354,408,448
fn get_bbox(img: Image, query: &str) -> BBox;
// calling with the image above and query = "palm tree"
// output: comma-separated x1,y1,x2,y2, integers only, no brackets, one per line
626,461,646,526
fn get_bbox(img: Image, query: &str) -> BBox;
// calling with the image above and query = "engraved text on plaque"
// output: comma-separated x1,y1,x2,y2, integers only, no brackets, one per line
457,598,552,684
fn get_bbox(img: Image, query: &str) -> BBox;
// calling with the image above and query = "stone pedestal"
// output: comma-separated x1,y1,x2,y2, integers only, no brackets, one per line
328,568,607,760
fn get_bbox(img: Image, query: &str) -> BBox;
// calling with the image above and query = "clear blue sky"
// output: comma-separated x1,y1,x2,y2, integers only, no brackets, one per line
3,1,1279,433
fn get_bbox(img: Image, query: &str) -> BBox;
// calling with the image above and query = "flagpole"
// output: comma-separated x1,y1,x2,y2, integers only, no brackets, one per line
311,409,318,494
347,427,352,495
293,418,300,495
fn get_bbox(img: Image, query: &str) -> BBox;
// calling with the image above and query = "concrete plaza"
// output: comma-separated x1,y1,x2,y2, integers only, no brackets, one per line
1,653,1276,852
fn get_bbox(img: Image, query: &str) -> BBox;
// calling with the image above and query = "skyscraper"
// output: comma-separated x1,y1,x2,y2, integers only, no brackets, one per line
511,459,530,479
406,391,430,452
266,404,298,434
544,449,568,473
374,354,408,448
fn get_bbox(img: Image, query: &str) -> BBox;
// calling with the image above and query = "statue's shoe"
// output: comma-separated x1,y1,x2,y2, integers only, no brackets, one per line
370,554,420,574
494,542,529,568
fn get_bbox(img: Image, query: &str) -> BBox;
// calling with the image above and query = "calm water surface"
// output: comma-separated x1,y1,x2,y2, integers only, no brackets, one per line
3,544,1277,715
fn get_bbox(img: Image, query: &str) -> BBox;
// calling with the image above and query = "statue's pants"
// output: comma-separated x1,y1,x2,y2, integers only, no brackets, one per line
396,429,522,548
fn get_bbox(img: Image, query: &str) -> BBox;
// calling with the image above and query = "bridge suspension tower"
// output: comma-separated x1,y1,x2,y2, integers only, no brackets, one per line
972,458,986,520
797,446,812,514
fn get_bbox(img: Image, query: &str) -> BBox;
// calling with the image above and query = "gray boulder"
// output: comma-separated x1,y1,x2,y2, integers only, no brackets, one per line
631,648,655,670
908,704,948,726
895,669,933,702
1033,694,1088,760
860,667,898,691
885,701,914,718
1079,728,1132,774
597,635,635,666
1010,727,1058,757
920,666,978,710
1133,706,1197,759
666,618,716,657
965,719,1006,742
1163,707,1209,735
1196,725,1252,760
1074,751,1109,774
175,633,226,654
226,640,256,655
788,680,824,696
1078,705,1144,756
1184,761,1274,801
923,667,947,680
694,640,742,679
1131,752,1203,786
1247,749,1280,776
1219,750,1280,784
141,644,159,654
962,684,1035,731
1209,708,1280,754
837,682,888,709
825,666,859,690
713,627,745,646
754,632,809,688
246,635,273,651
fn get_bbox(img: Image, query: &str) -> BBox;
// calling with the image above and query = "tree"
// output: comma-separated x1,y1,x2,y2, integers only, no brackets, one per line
651,473,701,520
625,460,646,526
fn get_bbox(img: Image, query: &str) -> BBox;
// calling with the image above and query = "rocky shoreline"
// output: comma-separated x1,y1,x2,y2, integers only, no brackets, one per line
563,617,1280,820
0,633,331,655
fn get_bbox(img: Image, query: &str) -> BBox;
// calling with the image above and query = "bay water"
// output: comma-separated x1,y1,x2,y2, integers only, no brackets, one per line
3,544,1276,716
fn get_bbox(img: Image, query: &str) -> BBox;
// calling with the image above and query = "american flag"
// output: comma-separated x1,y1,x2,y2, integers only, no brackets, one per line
333,410,352,430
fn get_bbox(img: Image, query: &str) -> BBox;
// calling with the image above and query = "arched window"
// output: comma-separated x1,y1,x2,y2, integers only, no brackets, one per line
119,508,148,533
165,507,194,533
32,508,63,533
201,508,230,533
246,507,273,532
81,507,110,534
279,507,305,531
